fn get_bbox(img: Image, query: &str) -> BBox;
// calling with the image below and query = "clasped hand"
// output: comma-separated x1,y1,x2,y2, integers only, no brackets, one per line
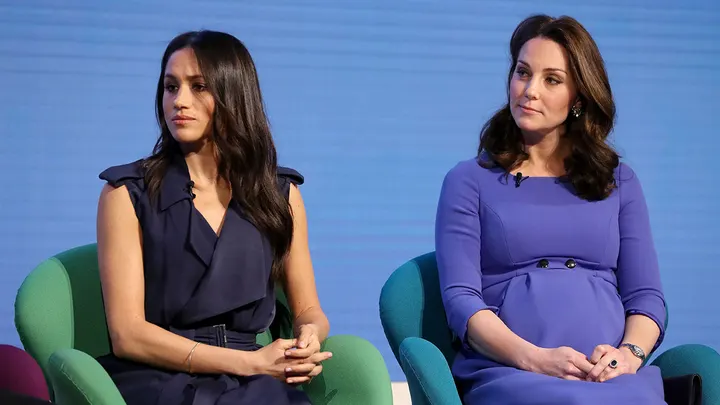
253,324,332,384
533,344,642,383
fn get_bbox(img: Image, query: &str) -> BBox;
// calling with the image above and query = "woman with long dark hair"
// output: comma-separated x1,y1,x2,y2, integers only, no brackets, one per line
435,15,666,404
95,31,330,405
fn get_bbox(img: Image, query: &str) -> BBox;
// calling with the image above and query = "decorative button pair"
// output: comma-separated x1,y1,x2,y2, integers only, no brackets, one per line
536,259,576,269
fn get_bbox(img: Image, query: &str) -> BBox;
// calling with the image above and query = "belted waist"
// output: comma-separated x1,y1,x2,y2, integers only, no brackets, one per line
169,325,259,351
482,258,618,289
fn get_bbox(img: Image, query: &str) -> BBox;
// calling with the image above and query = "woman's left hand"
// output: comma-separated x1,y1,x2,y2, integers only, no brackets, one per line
285,324,322,360
586,344,642,382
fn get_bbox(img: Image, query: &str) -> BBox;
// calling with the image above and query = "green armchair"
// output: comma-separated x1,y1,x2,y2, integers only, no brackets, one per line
380,251,719,405
15,243,393,405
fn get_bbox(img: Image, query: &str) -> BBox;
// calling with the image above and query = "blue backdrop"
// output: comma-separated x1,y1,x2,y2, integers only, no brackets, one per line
1,0,718,381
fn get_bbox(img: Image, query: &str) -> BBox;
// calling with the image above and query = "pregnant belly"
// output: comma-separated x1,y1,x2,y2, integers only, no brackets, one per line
493,270,625,357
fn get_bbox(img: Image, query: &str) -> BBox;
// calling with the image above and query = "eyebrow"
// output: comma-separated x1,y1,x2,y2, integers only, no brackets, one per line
517,59,567,74
163,73,205,80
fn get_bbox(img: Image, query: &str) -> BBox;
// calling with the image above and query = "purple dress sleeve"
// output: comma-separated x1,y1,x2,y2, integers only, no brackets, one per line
435,162,496,346
617,164,667,348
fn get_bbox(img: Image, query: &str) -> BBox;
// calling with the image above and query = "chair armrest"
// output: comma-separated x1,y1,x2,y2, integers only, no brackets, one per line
302,335,392,405
47,348,126,405
399,337,462,405
652,344,720,405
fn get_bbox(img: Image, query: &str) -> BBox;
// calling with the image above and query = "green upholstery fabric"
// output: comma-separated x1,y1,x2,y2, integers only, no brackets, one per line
380,251,720,405
15,243,392,405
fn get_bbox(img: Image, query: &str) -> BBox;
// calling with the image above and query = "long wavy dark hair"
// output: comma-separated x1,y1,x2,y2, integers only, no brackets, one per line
478,15,619,201
144,30,292,280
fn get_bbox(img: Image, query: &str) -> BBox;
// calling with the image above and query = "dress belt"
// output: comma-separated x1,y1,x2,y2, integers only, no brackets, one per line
169,324,259,351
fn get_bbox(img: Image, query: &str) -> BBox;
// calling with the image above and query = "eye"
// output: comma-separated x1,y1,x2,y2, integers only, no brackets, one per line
164,84,178,93
546,76,562,85
192,83,207,92
515,67,530,77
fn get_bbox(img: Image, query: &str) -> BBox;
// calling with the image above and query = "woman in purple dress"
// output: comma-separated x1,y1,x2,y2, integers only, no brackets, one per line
95,31,331,404
435,15,667,404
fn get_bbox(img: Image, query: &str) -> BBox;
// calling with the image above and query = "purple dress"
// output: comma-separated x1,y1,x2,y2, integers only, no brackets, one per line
435,158,667,405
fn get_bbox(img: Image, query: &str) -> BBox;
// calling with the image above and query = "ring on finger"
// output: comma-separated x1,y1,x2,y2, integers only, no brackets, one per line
608,359,618,369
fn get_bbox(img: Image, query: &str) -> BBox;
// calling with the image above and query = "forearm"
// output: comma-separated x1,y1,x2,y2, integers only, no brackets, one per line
466,309,540,371
621,314,660,356
293,306,330,341
113,321,257,376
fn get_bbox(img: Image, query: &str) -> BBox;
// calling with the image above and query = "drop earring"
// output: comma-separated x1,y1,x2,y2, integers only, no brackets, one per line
571,104,582,118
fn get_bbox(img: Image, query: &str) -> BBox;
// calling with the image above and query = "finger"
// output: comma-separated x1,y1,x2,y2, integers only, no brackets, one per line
308,365,323,377
564,364,588,380
598,363,624,383
296,328,315,349
304,351,332,364
589,345,612,364
562,374,582,381
286,376,311,385
598,367,618,383
586,354,612,381
285,345,325,359
572,355,595,374
277,338,298,350
285,363,316,376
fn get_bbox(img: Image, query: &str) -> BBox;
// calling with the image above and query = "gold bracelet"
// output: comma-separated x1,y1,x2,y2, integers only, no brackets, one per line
185,342,200,373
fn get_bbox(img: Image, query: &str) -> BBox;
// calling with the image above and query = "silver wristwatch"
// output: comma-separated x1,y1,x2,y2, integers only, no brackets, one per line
619,343,646,361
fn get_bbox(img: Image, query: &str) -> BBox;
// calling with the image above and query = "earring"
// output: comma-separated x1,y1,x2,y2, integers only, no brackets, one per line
571,104,582,118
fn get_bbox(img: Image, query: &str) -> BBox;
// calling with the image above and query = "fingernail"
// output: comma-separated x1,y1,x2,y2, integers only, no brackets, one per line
327,353,333,358
299,342,306,348
285,367,292,372
285,351,292,356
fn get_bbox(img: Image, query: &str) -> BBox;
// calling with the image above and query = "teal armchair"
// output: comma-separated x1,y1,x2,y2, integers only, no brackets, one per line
15,243,393,405
380,252,719,405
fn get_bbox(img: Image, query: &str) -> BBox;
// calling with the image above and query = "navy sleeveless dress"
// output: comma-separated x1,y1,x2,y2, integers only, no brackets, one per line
96,155,311,405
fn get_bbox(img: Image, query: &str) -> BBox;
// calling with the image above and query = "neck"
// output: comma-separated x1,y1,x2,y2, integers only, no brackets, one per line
519,126,569,176
180,141,220,188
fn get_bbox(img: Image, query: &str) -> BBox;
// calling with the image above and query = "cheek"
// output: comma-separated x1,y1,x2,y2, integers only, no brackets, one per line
509,78,524,102
162,94,174,117
546,94,571,116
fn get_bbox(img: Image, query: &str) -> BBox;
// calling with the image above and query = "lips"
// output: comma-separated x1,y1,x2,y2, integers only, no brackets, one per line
519,105,541,114
172,115,195,122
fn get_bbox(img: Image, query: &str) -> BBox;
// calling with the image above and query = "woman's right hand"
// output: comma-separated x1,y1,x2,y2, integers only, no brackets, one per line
529,346,594,380
250,338,298,380
250,338,332,383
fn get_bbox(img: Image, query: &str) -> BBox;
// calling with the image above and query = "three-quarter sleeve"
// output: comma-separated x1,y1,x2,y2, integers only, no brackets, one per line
435,162,496,347
617,164,667,349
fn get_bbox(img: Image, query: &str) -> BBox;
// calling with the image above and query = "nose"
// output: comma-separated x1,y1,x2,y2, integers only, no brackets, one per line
524,78,540,100
173,84,191,109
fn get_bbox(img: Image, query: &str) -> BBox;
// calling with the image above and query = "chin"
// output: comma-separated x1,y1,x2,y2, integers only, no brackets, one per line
513,116,545,133
170,131,206,145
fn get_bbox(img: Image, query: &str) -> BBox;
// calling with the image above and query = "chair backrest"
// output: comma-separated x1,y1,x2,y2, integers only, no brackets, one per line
15,244,111,380
14,243,293,381
379,252,457,367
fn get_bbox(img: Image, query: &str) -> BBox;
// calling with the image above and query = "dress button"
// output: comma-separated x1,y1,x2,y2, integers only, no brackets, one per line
565,259,577,269
537,259,549,268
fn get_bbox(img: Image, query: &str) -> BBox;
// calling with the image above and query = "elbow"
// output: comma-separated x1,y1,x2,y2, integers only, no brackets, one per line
108,324,142,359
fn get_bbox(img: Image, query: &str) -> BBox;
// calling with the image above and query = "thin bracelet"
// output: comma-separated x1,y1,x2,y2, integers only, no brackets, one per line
185,342,200,373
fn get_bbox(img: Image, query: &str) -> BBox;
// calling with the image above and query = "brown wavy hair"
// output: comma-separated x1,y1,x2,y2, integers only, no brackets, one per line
478,14,619,201
144,31,292,280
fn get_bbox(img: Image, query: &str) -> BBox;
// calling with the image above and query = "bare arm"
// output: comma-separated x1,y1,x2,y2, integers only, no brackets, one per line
283,184,330,343
97,184,258,376
466,311,539,370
